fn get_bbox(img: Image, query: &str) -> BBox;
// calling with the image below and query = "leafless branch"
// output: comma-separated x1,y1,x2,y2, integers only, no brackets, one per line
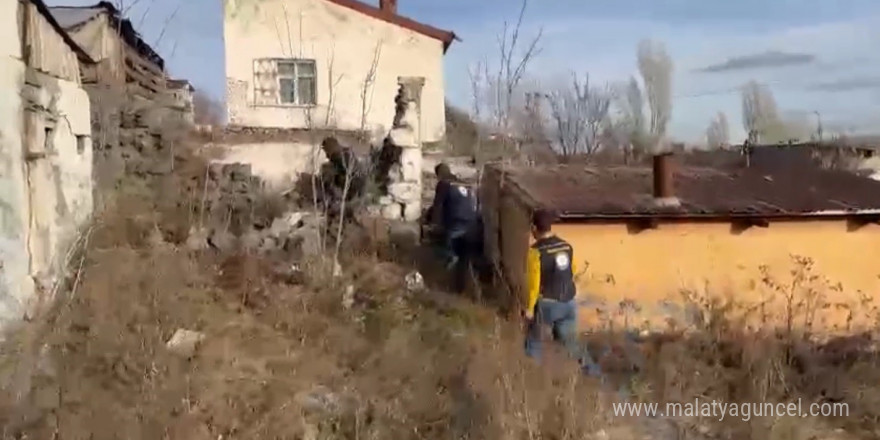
324,46,345,128
154,2,181,49
472,0,542,135
544,73,612,157
360,42,383,138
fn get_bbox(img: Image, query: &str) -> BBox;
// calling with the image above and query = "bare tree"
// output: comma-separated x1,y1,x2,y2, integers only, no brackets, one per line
544,74,612,157
606,76,647,161
323,46,345,128
468,0,542,137
741,80,784,144
637,39,674,150
493,0,543,133
467,60,486,122
359,42,383,139
706,112,729,149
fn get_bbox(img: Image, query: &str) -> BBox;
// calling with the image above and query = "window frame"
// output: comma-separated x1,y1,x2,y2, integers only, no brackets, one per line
253,57,317,108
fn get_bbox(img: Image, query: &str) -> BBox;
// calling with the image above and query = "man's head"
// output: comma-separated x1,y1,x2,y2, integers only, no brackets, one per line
435,163,453,180
321,137,341,156
531,208,556,239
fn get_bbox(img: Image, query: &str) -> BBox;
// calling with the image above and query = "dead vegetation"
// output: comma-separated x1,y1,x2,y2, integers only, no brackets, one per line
1,128,880,439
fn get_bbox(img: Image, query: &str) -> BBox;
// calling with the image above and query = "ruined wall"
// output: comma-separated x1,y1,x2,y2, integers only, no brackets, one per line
22,1,82,83
373,78,423,221
65,14,125,85
0,3,93,325
22,70,94,293
224,0,447,142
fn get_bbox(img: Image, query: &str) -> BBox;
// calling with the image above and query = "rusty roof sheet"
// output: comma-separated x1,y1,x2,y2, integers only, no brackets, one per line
496,156,880,219
325,0,458,52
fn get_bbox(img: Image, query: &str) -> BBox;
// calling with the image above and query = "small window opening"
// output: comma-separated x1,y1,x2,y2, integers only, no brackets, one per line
44,127,53,151
76,135,87,155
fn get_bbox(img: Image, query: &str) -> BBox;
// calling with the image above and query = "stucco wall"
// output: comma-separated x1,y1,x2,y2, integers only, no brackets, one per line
209,141,325,189
224,0,447,142
0,36,33,324
0,0,22,59
548,220,880,334
23,70,94,290
0,3,94,326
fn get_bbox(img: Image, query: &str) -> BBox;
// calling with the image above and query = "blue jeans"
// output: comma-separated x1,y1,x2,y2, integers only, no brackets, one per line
525,298,580,362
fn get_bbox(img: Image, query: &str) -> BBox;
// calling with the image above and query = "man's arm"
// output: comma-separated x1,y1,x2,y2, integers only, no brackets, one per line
525,247,541,318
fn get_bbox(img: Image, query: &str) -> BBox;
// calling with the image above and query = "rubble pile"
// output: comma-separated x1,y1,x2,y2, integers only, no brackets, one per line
186,162,324,258
373,77,425,222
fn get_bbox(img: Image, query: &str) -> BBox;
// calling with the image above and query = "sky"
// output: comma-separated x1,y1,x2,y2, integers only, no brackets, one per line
47,0,880,143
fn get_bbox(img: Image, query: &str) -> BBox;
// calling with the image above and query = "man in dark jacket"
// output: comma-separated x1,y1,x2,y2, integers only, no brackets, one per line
428,163,478,290
321,137,367,217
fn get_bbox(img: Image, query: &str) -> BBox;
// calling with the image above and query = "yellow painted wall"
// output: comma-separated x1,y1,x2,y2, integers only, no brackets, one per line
549,220,880,334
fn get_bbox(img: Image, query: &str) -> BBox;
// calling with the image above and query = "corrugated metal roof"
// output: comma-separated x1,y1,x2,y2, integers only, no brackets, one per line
494,151,880,219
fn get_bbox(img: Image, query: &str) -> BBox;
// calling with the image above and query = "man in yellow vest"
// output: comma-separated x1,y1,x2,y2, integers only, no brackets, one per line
524,209,580,361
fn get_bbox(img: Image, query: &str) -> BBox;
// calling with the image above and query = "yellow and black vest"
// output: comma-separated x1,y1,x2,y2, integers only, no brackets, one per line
532,235,576,302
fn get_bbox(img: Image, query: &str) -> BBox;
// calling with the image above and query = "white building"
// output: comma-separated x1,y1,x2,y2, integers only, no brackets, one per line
224,0,456,143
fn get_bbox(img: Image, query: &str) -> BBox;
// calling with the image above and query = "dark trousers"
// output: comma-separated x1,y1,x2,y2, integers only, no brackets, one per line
439,222,473,292
525,298,579,361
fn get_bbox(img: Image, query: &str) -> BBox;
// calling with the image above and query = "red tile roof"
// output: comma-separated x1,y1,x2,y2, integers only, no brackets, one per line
326,0,458,52
491,151,880,220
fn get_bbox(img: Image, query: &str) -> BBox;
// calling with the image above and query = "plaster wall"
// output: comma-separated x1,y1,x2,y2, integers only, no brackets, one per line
224,0,447,142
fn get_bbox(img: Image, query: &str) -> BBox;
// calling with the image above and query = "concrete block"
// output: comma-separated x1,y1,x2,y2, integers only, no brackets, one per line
381,203,402,220
388,182,420,203
388,163,403,183
389,128,417,148
399,148,422,182
403,201,421,222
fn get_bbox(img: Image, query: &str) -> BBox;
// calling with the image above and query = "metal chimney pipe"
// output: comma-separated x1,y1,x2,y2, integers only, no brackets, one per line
380,0,397,14
652,152,680,207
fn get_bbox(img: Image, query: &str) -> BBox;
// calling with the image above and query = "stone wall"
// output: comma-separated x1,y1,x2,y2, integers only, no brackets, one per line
374,77,424,222
88,85,190,211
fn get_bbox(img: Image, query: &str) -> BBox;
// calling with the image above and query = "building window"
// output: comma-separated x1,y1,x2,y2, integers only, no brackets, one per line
253,58,317,106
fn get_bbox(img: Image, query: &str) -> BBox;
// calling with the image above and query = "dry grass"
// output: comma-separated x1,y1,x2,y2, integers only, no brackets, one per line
0,149,608,439
2,135,880,439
